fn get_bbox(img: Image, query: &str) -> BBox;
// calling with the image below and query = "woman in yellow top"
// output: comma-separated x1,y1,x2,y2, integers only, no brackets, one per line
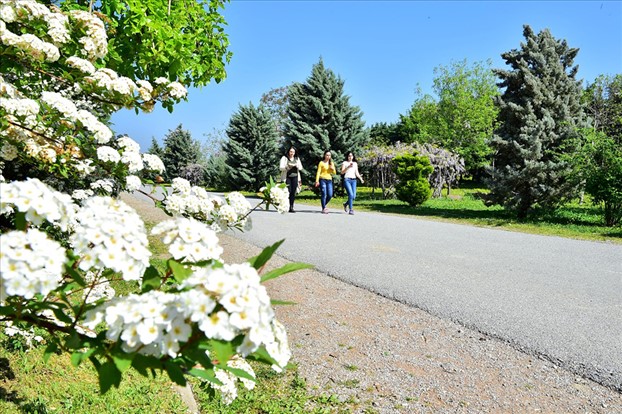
314,150,337,214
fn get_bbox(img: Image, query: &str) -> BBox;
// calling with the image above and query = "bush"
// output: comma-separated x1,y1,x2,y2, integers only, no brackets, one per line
391,152,433,206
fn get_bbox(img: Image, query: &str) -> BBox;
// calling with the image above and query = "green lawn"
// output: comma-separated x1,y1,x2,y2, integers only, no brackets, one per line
292,185,621,243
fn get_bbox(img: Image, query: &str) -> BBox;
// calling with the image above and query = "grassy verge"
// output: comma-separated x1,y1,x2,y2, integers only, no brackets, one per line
291,185,621,243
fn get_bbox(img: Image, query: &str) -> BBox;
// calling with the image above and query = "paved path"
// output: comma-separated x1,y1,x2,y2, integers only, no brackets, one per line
226,200,622,391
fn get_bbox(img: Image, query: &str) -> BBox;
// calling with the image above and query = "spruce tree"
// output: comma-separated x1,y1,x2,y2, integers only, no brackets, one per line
161,124,200,181
283,59,368,175
487,25,586,217
223,103,279,191
147,137,164,157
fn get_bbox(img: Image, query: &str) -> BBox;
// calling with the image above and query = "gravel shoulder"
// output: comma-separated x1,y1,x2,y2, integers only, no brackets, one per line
121,193,622,413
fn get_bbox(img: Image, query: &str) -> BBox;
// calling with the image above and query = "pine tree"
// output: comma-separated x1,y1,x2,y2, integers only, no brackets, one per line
161,124,200,181
283,59,368,175
147,137,164,157
223,103,279,191
487,25,586,218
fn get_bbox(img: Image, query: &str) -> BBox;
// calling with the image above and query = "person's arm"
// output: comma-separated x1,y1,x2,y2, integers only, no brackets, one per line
315,162,322,185
329,161,337,175
355,163,364,183
279,156,288,172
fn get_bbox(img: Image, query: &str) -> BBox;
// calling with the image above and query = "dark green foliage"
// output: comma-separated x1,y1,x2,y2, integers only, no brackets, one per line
147,137,164,157
161,124,200,181
204,153,228,190
223,103,279,191
391,152,433,207
368,122,404,146
487,25,586,218
283,59,368,175
581,131,622,226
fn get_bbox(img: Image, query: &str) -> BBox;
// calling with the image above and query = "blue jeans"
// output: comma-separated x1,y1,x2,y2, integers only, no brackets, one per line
344,178,357,211
319,178,333,209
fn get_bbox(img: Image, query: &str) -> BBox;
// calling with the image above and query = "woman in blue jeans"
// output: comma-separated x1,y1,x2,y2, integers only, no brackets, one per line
340,151,364,215
314,150,337,214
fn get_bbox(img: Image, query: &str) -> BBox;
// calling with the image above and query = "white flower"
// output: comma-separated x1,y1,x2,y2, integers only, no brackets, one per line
70,196,151,280
0,178,76,231
96,146,121,163
142,153,165,172
125,175,141,192
0,229,66,300
66,56,95,74
151,217,223,262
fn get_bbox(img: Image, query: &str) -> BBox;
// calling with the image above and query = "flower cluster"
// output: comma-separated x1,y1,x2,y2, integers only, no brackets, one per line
210,356,256,405
70,196,151,281
0,178,76,231
151,217,223,262
0,228,66,301
163,178,252,232
83,262,291,371
259,181,290,214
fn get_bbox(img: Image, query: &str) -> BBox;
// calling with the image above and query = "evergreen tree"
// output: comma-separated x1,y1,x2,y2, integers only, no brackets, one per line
486,25,586,218
147,137,164,157
283,59,368,175
223,103,279,191
161,124,200,180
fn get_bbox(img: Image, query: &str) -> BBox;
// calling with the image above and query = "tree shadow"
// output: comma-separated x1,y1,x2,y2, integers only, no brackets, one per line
0,357,49,413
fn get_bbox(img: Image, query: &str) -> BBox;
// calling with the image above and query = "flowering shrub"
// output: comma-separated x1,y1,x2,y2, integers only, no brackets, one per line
0,0,304,403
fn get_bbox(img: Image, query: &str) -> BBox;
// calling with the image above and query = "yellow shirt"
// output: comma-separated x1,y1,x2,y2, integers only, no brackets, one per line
315,161,336,182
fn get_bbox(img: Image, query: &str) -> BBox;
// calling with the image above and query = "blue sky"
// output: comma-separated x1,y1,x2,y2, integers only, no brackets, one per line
110,0,622,152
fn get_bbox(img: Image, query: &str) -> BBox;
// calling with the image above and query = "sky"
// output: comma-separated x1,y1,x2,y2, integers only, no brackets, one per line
110,0,622,152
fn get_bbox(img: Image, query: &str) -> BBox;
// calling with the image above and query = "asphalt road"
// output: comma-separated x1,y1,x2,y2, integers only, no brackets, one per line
227,199,622,392
128,188,621,391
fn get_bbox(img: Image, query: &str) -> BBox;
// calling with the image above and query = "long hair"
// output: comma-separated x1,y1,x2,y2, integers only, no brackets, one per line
285,146,298,160
345,151,357,162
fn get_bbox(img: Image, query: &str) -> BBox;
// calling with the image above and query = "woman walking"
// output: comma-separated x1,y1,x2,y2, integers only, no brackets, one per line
314,150,336,214
341,151,364,215
280,146,303,213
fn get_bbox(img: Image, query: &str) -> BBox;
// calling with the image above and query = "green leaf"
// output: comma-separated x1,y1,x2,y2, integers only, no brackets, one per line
164,361,187,386
210,339,236,366
141,265,161,292
14,212,26,231
188,367,221,385
221,366,256,383
112,352,134,373
131,354,163,377
260,262,314,283
168,259,192,283
98,360,122,393
65,264,86,287
248,239,285,270
43,342,59,364
245,346,278,366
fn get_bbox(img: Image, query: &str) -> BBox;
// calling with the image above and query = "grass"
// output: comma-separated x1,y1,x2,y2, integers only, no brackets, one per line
291,184,621,243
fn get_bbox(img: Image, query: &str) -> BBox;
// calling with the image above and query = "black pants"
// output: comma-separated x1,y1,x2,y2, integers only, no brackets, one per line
286,176,298,209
